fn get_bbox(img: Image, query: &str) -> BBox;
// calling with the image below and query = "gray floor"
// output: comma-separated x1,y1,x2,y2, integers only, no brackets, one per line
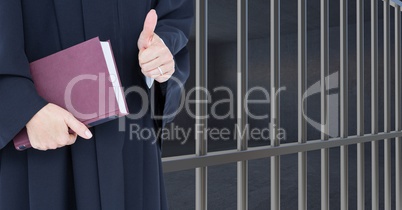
164,142,394,210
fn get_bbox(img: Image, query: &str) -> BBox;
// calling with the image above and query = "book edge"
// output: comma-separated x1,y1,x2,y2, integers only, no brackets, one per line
100,41,129,115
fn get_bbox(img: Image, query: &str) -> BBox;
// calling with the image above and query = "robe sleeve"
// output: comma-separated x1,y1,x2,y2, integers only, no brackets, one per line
153,0,194,126
0,0,48,150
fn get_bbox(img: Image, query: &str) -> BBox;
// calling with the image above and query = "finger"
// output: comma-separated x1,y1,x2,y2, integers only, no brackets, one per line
67,133,78,145
143,10,158,39
139,43,172,64
139,45,173,68
139,50,164,67
31,142,44,151
155,66,175,83
155,75,171,83
37,147,47,151
142,68,163,79
142,62,174,78
140,54,172,72
158,62,175,75
64,114,93,139
138,10,158,49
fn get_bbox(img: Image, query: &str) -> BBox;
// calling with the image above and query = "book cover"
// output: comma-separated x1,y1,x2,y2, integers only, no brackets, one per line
13,37,129,150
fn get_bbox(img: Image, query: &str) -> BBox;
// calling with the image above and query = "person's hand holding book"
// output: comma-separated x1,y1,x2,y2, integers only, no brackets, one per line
26,103,93,151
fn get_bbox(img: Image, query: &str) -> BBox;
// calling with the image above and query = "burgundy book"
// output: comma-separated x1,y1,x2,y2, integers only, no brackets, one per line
13,37,129,150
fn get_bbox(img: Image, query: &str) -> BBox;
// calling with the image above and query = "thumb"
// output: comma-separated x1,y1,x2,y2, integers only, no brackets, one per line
65,114,93,140
138,9,158,49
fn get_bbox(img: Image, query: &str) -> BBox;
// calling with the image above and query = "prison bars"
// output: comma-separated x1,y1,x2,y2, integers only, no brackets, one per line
297,0,308,209
384,1,392,210
395,3,402,210
320,0,330,209
195,0,208,209
340,0,349,209
237,0,248,209
371,0,379,209
270,0,281,209
356,0,365,209
164,1,402,209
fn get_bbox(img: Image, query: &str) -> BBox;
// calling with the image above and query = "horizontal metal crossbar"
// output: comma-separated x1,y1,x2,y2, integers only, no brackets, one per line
162,131,402,173
388,0,402,7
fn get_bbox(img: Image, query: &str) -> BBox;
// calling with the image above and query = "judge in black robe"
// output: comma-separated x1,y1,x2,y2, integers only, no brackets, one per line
0,0,193,209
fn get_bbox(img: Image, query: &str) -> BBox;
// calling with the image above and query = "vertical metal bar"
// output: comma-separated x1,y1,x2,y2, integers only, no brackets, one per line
383,1,391,210
195,0,208,209
270,0,281,209
340,0,349,209
237,0,248,209
395,5,402,210
371,0,379,209
356,0,365,138
320,0,330,209
356,0,365,209
298,0,307,209
320,1,329,142
340,1,349,139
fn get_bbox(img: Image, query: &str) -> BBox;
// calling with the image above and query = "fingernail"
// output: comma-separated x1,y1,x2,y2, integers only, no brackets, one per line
85,130,93,139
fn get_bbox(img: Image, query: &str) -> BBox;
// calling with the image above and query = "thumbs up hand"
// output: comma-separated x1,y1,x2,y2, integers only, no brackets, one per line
138,10,175,84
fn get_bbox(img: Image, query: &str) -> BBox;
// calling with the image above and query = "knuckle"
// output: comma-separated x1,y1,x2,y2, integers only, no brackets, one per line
141,64,149,71
57,136,70,145
40,145,48,151
146,72,154,78
71,135,78,142
48,144,58,150
32,142,46,151
67,112,75,119
69,138,77,145
31,143,40,150
60,139,69,146
64,112,74,122
65,136,74,144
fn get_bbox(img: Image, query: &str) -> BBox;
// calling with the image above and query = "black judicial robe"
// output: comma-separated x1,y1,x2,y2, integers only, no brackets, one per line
0,0,193,209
